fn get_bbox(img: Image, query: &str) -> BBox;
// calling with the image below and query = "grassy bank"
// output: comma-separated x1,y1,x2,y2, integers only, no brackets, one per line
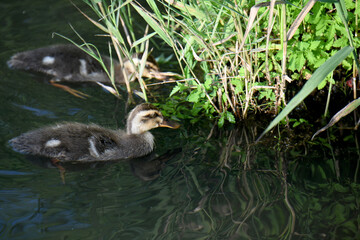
79,0,359,136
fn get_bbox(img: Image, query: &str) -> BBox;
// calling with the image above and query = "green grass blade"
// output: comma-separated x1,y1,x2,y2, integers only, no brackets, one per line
287,0,316,41
146,0,164,22
256,46,353,142
334,0,360,72
131,3,173,47
162,0,206,20
335,0,348,22
132,32,157,48
312,97,360,140
317,0,339,3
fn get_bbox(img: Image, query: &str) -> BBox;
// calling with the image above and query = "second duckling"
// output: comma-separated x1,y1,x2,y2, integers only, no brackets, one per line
9,103,180,162
7,44,167,84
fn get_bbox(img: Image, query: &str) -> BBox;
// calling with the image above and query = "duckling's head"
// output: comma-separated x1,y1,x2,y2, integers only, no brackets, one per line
123,54,167,81
126,103,180,135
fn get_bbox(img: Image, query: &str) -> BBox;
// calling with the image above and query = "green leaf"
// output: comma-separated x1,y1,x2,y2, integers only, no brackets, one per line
256,46,353,142
293,121,300,127
299,42,310,50
187,89,201,102
305,50,316,65
309,40,321,50
231,79,244,93
313,57,327,68
297,53,306,71
317,79,327,89
326,24,336,41
218,114,225,127
312,97,360,139
170,85,181,97
226,111,236,123
333,37,348,47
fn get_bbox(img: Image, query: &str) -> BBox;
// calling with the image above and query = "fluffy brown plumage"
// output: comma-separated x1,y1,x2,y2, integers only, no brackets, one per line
7,44,165,84
9,103,180,162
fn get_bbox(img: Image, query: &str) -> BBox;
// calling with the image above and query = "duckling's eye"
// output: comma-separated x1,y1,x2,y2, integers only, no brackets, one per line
143,114,151,119
141,115,152,123
145,64,150,68
143,112,160,119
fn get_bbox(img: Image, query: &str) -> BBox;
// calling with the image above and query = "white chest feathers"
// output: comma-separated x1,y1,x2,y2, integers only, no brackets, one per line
143,132,155,150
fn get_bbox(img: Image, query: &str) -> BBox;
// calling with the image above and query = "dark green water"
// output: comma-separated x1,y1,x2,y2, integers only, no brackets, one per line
1,0,359,239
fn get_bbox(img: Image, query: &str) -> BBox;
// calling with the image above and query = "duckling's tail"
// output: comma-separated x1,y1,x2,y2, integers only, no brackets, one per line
7,52,29,70
7,50,48,72
9,133,42,155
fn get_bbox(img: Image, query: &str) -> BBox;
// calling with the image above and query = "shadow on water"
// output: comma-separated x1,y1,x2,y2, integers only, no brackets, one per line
1,0,360,239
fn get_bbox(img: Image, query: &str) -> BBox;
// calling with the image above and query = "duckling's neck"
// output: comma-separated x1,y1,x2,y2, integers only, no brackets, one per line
126,124,155,151
114,64,131,83
141,132,155,150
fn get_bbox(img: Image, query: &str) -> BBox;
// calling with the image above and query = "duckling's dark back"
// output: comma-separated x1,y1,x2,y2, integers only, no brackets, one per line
7,44,113,82
9,123,121,161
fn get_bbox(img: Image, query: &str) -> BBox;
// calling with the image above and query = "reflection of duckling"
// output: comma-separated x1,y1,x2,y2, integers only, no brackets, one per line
130,148,182,181
9,103,180,162
7,44,166,84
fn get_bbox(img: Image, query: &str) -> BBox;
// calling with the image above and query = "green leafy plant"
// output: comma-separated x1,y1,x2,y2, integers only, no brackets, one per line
77,0,359,133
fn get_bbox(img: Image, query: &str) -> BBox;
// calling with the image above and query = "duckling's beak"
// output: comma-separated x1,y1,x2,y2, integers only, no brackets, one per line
159,119,180,129
149,71,167,80
150,71,182,81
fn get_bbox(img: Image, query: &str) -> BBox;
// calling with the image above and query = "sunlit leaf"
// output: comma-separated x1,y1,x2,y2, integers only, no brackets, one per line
187,89,200,102
96,82,120,98
312,97,360,140
170,85,181,97
226,111,236,123
133,90,146,100
218,114,225,127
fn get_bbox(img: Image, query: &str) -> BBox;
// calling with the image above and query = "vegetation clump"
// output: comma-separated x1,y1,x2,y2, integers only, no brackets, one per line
78,0,359,137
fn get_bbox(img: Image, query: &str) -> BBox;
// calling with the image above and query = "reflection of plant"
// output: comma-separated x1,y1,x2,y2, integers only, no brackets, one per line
153,126,359,239
288,180,360,238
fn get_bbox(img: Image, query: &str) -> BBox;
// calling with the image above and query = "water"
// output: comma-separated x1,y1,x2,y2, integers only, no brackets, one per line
1,0,360,239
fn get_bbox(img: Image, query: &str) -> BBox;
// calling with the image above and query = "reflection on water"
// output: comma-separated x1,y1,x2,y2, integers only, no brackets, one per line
0,0,359,239
12,103,57,118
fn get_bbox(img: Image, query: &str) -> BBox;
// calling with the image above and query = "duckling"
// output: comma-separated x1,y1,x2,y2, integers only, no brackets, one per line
7,44,166,84
9,103,180,162
7,44,171,98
